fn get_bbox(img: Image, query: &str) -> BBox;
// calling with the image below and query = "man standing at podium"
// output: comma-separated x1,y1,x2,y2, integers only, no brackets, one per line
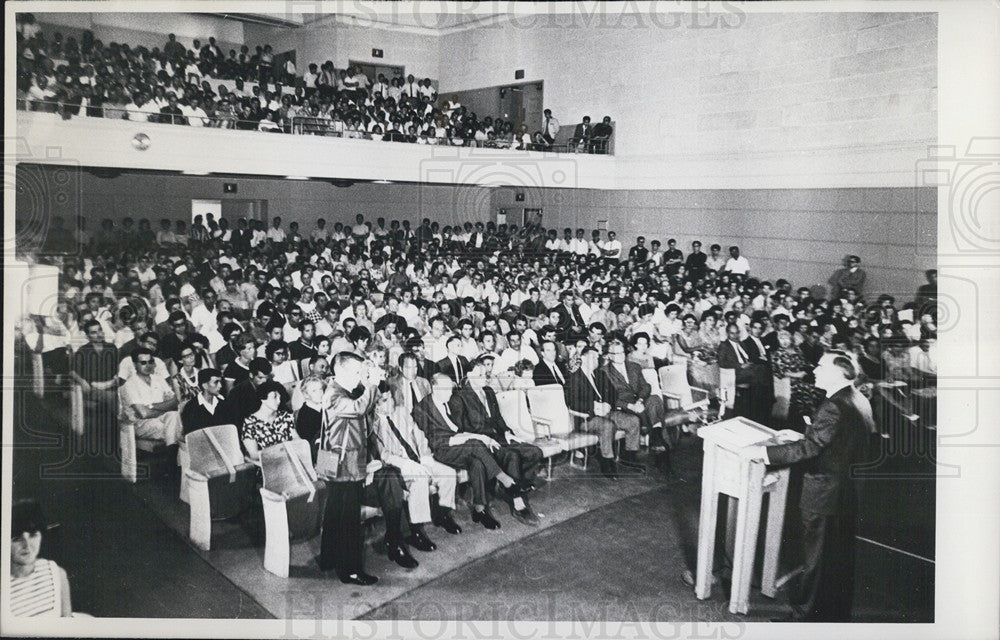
743,350,875,622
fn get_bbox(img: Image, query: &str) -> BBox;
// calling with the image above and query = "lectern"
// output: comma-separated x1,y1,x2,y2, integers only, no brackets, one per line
694,417,791,614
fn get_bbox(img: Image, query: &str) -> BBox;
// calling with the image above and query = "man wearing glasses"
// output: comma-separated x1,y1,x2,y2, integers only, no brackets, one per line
118,347,183,451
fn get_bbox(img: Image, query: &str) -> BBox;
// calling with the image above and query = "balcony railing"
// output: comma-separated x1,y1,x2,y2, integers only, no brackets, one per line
16,98,614,155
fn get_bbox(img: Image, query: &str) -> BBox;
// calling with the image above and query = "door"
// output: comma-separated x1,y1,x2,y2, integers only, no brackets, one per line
521,83,544,135
221,199,268,224
522,208,542,227
191,199,222,225
351,61,405,85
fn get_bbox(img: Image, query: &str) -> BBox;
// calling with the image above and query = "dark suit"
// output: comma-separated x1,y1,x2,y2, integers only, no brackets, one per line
450,385,543,483
598,361,665,431
532,359,568,387
742,335,776,422
435,355,470,384
718,339,773,424
564,369,640,457
765,385,875,622
180,395,230,436
221,378,261,434
412,394,503,507
556,303,588,342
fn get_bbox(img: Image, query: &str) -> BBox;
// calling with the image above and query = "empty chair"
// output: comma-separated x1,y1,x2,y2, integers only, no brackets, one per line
659,363,713,443
526,384,599,472
186,424,257,551
495,388,565,475
260,439,329,577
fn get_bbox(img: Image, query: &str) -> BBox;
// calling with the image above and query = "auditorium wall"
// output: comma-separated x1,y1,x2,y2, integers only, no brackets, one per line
492,185,936,301
36,13,246,56
439,11,937,186
14,165,494,240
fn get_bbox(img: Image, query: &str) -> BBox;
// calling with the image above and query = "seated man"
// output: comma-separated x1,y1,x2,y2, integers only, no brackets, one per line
532,340,569,387
221,357,271,430
435,336,470,384
374,389,462,546
71,319,120,424
179,368,227,436
599,338,670,473
564,347,642,478
118,347,183,453
450,356,542,525
388,352,431,415
718,322,772,425
413,374,530,530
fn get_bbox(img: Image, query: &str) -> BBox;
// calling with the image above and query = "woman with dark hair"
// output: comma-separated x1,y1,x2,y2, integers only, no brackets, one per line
10,499,74,617
241,379,297,461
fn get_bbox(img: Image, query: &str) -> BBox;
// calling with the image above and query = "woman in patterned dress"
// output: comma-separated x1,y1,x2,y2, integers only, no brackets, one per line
770,329,824,429
241,380,299,461
170,342,202,405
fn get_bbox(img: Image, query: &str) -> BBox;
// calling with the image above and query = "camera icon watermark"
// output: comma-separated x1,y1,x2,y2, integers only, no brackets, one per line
5,137,83,259
915,137,1000,256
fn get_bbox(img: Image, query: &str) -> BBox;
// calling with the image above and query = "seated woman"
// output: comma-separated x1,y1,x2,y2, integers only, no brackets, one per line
170,340,203,406
9,499,74,617
242,380,298,461
675,313,720,397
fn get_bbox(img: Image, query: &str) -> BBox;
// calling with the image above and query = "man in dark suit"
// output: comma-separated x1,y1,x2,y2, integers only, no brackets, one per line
412,374,529,530
564,347,641,478
404,338,436,380
450,356,543,525
570,115,592,151
435,336,470,385
555,290,588,342
718,323,772,425
388,352,432,416
742,316,776,422
599,339,668,472
220,357,271,432
532,340,569,387
743,351,875,622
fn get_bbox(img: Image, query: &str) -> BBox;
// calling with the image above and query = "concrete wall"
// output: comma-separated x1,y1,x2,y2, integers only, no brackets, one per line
492,186,936,300
36,13,246,56
15,164,494,240
440,12,937,182
242,21,440,81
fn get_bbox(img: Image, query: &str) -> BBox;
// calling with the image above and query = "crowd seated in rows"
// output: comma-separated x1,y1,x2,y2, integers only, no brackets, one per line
15,15,614,152
16,208,937,579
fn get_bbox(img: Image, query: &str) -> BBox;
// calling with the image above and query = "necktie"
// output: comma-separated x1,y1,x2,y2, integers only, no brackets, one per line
386,417,420,462
410,381,418,412
455,358,463,382
585,371,602,401
477,389,491,417
545,118,551,136
551,363,564,385
734,342,748,365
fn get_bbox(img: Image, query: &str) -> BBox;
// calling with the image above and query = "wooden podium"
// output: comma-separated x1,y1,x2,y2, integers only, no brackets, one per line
694,417,791,614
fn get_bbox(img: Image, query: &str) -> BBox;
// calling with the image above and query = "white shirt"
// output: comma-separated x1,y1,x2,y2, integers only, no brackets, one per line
725,256,750,275
436,398,459,431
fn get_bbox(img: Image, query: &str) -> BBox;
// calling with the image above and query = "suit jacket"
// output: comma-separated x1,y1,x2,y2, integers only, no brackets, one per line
598,361,650,410
387,373,431,415
766,385,875,516
572,122,592,141
435,355,470,384
318,381,378,482
221,379,261,429
412,394,460,453
533,359,568,387
564,369,615,417
450,385,511,444
375,405,433,463
717,339,749,371
741,336,771,364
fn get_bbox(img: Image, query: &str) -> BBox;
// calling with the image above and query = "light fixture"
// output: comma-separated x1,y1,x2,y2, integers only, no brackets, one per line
373,179,393,184
285,175,310,180
182,170,209,175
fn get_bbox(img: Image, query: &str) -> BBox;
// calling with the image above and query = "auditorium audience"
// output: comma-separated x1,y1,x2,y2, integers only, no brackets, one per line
16,21,614,152
16,190,938,588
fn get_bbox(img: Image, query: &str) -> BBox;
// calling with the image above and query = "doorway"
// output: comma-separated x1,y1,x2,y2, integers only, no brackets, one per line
449,81,544,133
221,199,268,225
351,61,405,85
522,208,543,227
191,199,222,226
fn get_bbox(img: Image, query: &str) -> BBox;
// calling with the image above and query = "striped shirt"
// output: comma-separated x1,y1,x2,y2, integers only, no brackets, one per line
10,559,61,617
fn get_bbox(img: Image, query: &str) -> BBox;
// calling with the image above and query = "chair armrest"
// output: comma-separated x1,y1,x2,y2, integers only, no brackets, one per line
184,469,208,482
662,391,683,400
567,409,590,419
532,417,553,426
260,487,285,502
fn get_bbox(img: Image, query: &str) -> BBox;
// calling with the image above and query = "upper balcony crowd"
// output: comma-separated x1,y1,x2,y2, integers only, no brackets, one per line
16,14,615,153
